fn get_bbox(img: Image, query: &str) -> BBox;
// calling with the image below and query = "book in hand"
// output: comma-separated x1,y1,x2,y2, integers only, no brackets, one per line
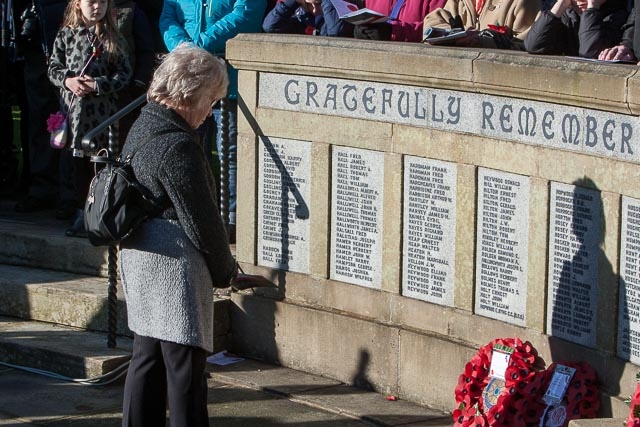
423,27,467,44
329,0,388,25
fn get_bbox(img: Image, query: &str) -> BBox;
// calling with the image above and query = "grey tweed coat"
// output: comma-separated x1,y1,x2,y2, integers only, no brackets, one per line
119,102,236,352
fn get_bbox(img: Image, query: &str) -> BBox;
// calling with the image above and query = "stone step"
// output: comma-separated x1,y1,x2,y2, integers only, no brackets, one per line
0,315,132,378
0,263,233,350
0,263,130,334
0,202,109,277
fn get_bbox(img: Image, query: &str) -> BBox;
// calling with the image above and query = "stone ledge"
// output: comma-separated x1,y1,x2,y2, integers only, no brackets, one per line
568,418,623,426
227,34,640,114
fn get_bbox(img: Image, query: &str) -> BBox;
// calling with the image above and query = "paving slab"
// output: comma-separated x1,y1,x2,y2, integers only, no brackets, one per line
0,366,123,426
290,384,452,426
208,358,343,394
208,382,371,426
209,358,453,426
0,364,379,426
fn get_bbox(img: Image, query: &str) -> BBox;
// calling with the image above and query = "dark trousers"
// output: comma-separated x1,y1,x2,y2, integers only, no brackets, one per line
122,333,209,427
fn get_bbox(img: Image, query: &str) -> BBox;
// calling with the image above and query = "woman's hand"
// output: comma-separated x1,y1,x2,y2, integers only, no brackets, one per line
65,76,97,97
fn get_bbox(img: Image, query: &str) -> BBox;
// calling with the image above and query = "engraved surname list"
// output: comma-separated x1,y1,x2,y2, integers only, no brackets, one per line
475,169,530,326
258,137,311,273
402,157,457,306
547,182,600,348
330,147,384,289
618,197,640,363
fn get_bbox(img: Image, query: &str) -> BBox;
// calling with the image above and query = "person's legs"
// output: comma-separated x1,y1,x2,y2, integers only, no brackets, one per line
122,333,168,427
161,341,209,427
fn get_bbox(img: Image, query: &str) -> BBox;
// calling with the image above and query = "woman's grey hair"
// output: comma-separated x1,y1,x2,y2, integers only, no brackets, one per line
148,44,228,107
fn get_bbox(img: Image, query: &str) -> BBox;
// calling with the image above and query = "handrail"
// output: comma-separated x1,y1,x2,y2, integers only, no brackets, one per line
80,92,146,349
81,93,147,152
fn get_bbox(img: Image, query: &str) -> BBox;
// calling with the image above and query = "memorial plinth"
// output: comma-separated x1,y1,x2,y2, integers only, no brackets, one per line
227,34,640,418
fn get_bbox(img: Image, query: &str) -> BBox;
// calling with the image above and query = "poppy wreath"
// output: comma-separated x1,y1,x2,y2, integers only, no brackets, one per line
453,337,541,426
520,361,600,427
627,373,640,427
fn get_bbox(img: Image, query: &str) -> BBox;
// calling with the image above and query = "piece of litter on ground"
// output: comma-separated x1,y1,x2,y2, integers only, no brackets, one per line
385,395,398,401
207,350,244,365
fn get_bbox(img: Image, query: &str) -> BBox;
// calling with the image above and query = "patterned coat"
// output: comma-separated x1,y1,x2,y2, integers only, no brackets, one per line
48,26,132,151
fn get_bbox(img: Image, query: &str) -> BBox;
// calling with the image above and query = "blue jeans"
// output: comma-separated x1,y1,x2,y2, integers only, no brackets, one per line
202,99,237,226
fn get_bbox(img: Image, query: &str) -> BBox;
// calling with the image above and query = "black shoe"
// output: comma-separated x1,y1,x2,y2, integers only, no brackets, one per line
65,210,87,238
14,196,55,213
56,203,77,220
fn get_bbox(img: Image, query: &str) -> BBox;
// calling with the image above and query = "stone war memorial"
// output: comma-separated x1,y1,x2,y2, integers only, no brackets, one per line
225,34,640,422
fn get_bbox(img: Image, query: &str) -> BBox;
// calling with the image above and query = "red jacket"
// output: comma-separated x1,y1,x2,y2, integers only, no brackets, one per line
365,0,446,42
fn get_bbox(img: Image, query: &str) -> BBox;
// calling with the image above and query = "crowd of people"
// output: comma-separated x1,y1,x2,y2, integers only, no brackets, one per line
1,0,639,238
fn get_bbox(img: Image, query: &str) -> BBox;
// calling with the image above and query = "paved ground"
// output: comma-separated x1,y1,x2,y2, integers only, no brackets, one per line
0,358,453,427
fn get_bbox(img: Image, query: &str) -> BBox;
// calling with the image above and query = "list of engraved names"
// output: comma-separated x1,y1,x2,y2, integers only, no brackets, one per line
475,169,530,326
330,147,384,289
618,197,640,363
258,137,311,273
402,157,457,306
547,182,600,348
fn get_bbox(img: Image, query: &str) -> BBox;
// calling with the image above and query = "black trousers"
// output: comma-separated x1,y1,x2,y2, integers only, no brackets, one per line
122,333,209,427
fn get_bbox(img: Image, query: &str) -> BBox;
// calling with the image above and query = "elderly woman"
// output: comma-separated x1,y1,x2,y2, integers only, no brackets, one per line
120,44,237,427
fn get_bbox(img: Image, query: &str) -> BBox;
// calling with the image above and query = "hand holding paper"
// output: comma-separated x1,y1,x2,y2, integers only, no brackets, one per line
329,0,388,25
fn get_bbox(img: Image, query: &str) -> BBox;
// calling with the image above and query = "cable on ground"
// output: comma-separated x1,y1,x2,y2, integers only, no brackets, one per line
0,358,131,386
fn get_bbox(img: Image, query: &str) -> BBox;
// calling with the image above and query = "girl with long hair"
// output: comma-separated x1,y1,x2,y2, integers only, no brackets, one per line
48,0,131,236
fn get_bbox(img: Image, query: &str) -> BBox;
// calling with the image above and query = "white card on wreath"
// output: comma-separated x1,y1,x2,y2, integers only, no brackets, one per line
488,344,514,380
